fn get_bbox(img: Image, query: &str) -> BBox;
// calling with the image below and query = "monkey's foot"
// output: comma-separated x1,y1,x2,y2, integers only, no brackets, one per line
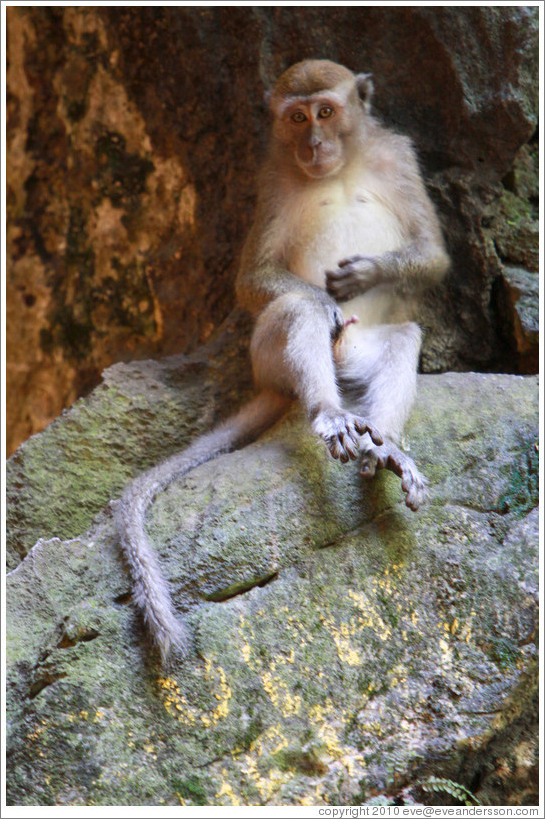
312,408,383,464
360,441,428,511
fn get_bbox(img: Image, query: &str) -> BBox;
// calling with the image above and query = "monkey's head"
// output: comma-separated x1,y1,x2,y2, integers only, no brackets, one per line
268,60,374,180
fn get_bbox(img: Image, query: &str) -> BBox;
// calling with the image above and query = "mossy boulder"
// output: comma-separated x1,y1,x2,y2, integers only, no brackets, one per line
6,333,538,806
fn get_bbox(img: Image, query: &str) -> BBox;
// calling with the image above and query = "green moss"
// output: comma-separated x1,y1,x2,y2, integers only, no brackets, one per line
499,189,532,226
497,441,539,515
485,636,522,670
239,717,265,751
173,775,208,806
5,368,206,565
6,368,539,805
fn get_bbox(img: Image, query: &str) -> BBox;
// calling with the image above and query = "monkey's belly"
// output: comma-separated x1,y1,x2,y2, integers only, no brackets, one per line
287,195,403,291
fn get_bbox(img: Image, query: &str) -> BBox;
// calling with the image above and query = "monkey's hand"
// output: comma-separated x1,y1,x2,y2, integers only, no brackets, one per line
312,408,383,464
326,255,380,301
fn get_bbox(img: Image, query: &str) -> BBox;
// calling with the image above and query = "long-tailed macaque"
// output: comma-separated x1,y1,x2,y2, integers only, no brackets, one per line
116,60,450,661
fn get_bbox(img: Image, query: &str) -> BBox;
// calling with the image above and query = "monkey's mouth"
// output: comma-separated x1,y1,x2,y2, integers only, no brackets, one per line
298,154,342,178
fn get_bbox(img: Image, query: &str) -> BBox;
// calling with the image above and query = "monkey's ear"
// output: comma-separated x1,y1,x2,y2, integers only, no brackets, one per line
355,73,374,113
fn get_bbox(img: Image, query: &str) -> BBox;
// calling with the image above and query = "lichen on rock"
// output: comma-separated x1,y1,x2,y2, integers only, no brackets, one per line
6,349,539,806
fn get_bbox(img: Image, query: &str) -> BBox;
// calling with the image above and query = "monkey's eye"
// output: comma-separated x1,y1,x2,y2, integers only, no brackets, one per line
318,106,334,119
291,111,307,123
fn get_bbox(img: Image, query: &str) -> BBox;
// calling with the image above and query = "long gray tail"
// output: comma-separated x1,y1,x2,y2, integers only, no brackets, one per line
116,391,288,662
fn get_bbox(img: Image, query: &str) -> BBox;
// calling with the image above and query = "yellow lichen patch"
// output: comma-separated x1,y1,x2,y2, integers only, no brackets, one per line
330,627,363,666
237,612,258,666
359,721,383,737
317,721,366,776
66,708,104,726
308,698,335,723
157,662,231,728
387,663,407,688
27,723,48,743
317,589,394,666
241,641,251,664
455,611,475,645
299,784,327,806
215,773,241,806
236,725,292,802
242,755,291,802
248,723,289,758
261,671,302,717
308,698,366,778
438,637,453,672
347,589,392,641
371,566,400,599
205,659,232,721
285,612,314,646
158,676,196,725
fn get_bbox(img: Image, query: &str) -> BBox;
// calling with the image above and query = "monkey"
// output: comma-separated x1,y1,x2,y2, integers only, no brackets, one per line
116,59,450,663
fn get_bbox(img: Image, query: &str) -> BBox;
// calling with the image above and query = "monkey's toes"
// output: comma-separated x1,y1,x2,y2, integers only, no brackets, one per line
402,473,428,512
326,430,359,463
355,420,383,446
312,409,369,462
360,449,378,478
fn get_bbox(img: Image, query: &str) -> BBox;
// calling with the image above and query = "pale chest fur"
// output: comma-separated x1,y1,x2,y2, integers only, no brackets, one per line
276,175,403,288
272,174,406,327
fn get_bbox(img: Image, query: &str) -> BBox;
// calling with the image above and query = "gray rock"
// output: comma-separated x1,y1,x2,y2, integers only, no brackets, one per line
501,267,539,343
495,266,539,374
5,349,539,806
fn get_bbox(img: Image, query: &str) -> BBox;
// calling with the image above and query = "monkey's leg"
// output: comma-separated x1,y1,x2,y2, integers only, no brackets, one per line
250,292,383,463
339,321,427,510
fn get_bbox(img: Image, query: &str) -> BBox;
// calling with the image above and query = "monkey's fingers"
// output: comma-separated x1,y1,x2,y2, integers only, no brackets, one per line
325,269,358,301
331,438,359,463
326,435,345,461
354,419,383,447
314,409,367,462
338,254,369,268
339,429,360,460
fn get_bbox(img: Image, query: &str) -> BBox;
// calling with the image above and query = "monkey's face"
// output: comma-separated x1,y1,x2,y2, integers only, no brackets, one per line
273,91,359,180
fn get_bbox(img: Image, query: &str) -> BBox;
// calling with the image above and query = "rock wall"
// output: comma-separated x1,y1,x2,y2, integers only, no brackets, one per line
6,5,539,454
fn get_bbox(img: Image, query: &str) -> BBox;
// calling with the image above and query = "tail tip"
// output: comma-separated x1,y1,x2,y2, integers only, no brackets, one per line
154,619,192,666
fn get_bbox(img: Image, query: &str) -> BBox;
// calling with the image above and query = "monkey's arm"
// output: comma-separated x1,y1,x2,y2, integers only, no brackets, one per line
237,205,345,337
326,241,449,301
